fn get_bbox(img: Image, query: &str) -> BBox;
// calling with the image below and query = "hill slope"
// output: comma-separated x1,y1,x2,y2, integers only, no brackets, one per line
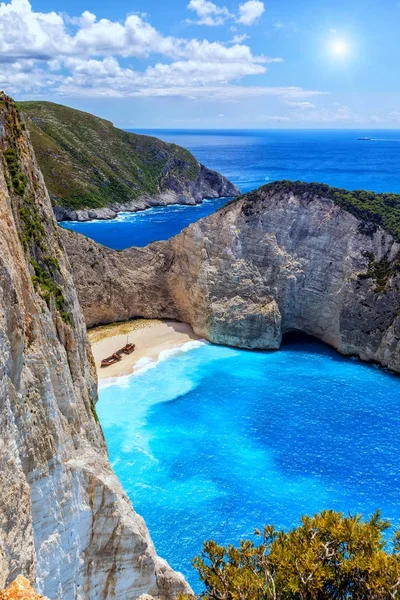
19,101,239,221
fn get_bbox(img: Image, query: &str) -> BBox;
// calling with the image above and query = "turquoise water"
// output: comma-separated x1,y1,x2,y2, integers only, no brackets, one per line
97,336,400,590
61,129,400,249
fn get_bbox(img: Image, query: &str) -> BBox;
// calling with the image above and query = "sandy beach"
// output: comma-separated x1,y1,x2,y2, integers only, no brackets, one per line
89,319,200,379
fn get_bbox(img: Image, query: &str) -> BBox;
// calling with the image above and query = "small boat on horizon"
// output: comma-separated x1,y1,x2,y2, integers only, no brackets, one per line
357,137,372,141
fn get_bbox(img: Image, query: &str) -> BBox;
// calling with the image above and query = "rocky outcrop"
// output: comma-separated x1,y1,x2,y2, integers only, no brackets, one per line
0,576,50,600
63,182,400,373
0,96,190,598
53,164,239,222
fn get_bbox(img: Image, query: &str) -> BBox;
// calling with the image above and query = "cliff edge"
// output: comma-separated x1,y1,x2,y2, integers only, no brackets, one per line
63,181,400,373
0,94,190,598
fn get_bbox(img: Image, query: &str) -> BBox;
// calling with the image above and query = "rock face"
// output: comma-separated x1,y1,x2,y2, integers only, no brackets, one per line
0,96,190,598
19,101,239,222
63,183,400,373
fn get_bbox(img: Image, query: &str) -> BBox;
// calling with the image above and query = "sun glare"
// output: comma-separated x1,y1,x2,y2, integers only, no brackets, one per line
332,40,348,57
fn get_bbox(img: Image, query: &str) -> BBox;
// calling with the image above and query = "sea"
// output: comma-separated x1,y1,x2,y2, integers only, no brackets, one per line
98,337,400,590
61,129,400,249
70,129,400,590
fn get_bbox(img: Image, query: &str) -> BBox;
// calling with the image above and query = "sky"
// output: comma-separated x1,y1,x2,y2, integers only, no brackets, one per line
0,0,399,128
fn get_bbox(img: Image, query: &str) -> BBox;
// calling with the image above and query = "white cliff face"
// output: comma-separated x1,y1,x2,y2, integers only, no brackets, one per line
0,97,190,598
63,184,400,373
165,188,400,373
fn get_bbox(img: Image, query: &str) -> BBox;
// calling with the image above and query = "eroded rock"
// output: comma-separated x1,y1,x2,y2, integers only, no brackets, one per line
63,183,400,373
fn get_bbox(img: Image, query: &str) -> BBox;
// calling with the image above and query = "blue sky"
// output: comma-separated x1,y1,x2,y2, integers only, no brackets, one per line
0,0,399,128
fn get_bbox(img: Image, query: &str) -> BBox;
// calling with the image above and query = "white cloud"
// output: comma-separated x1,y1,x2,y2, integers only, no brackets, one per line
230,33,249,44
0,0,272,64
285,100,316,110
292,103,362,123
273,20,298,33
259,115,290,122
0,0,326,104
237,0,264,26
56,73,328,99
187,0,264,27
187,0,230,26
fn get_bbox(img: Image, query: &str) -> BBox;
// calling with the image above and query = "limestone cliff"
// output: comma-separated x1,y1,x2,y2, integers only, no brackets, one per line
0,94,190,598
19,101,239,222
63,181,400,373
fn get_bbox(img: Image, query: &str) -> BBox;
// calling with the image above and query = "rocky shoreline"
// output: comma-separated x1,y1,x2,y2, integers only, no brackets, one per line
53,163,239,222
53,165,239,222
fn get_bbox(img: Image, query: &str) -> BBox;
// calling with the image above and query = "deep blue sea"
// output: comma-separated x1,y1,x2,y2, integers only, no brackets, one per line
61,129,400,249
83,130,400,589
98,336,400,590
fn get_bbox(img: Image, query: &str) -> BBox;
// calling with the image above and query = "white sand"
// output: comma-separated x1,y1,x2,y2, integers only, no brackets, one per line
89,319,200,379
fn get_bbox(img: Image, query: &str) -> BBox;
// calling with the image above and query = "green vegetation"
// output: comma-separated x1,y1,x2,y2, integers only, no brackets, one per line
4,148,27,196
89,390,99,423
30,258,72,324
359,252,400,293
18,194,47,251
182,510,400,600
243,180,400,243
1,94,72,325
18,101,200,211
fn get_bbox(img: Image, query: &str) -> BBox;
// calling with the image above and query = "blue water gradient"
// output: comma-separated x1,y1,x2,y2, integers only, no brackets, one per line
61,197,229,250
97,336,400,590
61,129,400,249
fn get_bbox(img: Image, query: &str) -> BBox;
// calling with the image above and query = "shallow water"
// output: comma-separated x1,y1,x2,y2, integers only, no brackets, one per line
97,336,400,590
61,129,400,249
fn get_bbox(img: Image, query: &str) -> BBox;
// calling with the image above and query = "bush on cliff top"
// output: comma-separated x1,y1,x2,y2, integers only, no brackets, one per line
181,510,400,600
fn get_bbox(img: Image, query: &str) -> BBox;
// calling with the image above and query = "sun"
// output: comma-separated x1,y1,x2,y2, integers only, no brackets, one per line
332,40,348,57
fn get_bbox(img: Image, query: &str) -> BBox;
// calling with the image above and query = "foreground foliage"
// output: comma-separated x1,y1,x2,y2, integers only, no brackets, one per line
181,510,400,599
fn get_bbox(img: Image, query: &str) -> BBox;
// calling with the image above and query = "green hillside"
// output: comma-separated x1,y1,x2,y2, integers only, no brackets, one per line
18,101,200,211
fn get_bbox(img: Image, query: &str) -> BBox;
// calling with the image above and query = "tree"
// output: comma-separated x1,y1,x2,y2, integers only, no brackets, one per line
180,510,400,599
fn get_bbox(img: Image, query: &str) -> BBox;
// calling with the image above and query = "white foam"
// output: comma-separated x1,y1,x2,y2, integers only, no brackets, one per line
133,339,207,377
98,372,133,390
98,339,207,388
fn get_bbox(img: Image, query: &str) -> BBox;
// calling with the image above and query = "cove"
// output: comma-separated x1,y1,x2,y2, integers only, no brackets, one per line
97,335,400,591
60,197,230,250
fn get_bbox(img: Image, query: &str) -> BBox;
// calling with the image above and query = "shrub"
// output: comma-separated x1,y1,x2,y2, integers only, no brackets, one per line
181,510,400,600
4,148,27,196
